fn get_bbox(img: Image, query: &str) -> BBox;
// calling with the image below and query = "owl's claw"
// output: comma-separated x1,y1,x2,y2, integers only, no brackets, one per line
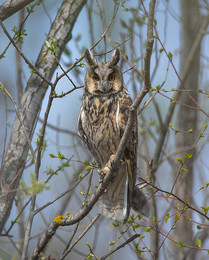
98,166,109,183
98,154,124,183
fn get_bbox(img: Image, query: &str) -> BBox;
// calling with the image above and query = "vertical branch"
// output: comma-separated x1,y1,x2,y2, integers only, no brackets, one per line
21,87,54,260
16,9,26,251
141,0,158,258
16,9,25,106
143,0,155,91
96,0,107,61
86,0,95,46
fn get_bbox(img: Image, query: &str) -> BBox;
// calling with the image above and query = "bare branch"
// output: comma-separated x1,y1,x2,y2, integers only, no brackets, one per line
100,234,140,260
0,0,35,21
60,214,100,260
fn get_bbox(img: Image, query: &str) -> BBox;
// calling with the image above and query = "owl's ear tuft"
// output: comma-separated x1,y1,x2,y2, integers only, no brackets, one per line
109,48,120,66
84,49,97,66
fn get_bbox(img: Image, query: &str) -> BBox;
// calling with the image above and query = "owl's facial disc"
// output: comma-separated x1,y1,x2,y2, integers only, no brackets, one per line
85,62,123,95
90,66,113,93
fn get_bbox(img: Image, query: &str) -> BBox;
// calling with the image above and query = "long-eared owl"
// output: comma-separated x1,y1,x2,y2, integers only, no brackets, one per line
78,49,148,223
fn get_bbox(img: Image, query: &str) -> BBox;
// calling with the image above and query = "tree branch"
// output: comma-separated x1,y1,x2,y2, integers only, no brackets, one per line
100,234,140,260
0,0,35,21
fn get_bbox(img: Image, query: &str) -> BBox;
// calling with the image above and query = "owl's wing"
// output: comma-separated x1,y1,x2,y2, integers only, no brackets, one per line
117,92,138,222
124,122,138,220
78,107,102,164
120,94,149,218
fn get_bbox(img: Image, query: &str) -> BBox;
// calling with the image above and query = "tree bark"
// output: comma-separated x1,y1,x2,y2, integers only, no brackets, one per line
0,0,87,234
174,1,201,259
0,0,35,21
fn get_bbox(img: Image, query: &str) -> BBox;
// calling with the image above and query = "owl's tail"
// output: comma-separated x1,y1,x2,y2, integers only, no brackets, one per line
99,165,129,223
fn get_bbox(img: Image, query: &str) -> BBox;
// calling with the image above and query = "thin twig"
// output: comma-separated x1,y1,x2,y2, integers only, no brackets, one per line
59,214,100,260
0,20,53,87
34,171,90,216
100,234,140,260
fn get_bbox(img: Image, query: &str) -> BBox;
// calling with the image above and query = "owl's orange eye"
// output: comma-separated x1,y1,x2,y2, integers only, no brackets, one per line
93,76,99,82
108,74,115,81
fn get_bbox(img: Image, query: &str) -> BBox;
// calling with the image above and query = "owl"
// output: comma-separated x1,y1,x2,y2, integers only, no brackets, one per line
78,48,149,223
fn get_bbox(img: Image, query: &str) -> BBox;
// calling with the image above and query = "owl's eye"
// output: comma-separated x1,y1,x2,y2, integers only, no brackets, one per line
108,74,115,81
93,75,99,82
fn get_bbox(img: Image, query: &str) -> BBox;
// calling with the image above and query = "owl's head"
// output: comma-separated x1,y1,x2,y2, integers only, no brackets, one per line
84,49,123,96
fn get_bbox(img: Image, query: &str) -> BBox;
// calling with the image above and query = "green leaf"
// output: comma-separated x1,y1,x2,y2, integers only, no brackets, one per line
109,240,116,246
188,129,193,133
185,200,189,205
159,48,163,53
201,206,209,214
200,134,205,138
204,124,208,130
120,19,128,29
175,215,180,221
154,18,157,26
112,220,119,227
153,216,158,222
130,213,135,220
86,166,93,171
84,161,89,166
132,224,140,230
28,172,50,195
197,225,202,230
177,157,183,164
184,153,192,159
144,226,151,232
142,68,144,75
177,241,183,247
176,203,180,210
180,167,188,172
165,214,170,224
196,238,202,248
75,34,81,41
174,130,179,135
169,123,173,128
49,153,56,158
167,52,173,60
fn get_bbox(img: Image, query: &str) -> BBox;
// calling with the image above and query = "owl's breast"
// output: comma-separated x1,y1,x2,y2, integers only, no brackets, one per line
82,97,121,164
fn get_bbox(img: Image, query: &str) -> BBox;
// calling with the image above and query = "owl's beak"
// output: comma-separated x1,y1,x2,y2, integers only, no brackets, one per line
98,81,111,93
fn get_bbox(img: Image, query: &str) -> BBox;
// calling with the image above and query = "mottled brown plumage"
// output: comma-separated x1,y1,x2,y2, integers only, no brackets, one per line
78,49,139,222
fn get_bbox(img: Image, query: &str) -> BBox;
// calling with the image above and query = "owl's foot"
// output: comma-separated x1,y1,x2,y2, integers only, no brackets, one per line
98,154,124,183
